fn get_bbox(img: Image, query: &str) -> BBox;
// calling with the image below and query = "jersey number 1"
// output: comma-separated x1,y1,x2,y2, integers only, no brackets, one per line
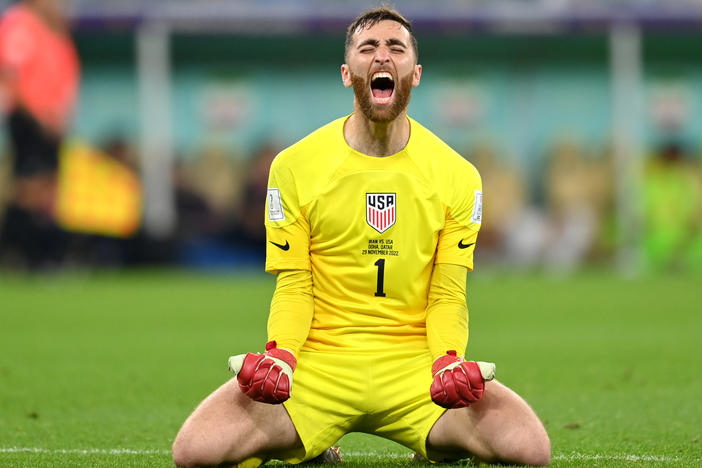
374,259,386,297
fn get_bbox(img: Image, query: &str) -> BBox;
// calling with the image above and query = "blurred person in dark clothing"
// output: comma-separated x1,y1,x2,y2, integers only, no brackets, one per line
191,144,279,267
0,0,79,269
232,144,278,252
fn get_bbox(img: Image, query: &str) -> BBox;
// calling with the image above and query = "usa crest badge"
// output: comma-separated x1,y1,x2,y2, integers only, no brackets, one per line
366,193,396,233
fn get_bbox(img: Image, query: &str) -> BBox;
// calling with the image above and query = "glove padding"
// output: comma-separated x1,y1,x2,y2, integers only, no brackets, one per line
228,340,296,404
430,350,495,409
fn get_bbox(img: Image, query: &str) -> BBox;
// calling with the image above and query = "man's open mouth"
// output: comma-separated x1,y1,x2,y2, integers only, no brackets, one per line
370,71,394,104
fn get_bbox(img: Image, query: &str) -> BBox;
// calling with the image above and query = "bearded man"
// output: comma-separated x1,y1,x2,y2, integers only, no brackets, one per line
173,7,550,467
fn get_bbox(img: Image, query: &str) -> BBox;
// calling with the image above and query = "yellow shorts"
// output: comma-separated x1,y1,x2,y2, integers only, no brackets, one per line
282,347,446,463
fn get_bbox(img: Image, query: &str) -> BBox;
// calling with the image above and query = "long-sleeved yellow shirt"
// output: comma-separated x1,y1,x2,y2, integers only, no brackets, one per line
264,115,482,357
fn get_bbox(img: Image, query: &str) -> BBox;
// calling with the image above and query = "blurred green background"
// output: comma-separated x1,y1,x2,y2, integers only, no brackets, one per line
1,0,702,273
1,1,702,466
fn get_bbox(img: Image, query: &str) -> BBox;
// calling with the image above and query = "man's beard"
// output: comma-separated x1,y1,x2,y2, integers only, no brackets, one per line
351,69,413,123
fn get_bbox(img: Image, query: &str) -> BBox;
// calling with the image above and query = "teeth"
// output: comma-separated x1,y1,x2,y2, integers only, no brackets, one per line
372,71,393,82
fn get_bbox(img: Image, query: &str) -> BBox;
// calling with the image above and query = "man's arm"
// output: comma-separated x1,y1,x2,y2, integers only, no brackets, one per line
268,270,314,356
425,263,495,408
267,269,314,356
229,269,313,404
425,263,469,360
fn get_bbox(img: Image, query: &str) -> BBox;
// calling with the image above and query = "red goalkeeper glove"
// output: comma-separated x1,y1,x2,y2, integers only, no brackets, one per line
430,350,495,409
228,340,296,404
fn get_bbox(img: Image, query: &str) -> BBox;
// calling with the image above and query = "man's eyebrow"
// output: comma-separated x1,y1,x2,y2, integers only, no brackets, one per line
356,38,407,50
357,38,380,49
386,38,407,48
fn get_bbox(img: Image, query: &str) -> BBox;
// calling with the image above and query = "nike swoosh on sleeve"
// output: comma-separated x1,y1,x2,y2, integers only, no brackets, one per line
270,240,290,251
457,240,475,249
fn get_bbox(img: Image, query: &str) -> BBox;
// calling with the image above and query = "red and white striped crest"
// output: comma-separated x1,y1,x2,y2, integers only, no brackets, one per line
366,193,396,233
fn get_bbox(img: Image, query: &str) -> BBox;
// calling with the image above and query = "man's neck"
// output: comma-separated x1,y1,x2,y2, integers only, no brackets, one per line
344,105,410,158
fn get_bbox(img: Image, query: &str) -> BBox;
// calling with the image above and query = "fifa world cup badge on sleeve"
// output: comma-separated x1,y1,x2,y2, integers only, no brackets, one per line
471,190,483,224
267,188,285,221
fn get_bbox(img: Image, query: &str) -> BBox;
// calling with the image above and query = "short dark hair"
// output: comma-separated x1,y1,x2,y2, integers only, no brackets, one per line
345,6,418,61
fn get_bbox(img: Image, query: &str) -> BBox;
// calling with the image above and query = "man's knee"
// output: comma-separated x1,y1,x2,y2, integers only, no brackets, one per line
171,436,200,468
530,433,552,466
486,382,551,466
172,431,245,468
172,434,225,468
503,429,551,466
442,380,551,467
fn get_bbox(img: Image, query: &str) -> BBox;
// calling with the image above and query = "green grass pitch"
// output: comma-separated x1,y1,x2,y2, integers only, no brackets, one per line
1,269,700,467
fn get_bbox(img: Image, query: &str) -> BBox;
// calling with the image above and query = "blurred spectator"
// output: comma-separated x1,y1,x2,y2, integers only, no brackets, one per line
498,139,612,272
200,143,277,267
173,157,219,243
103,134,138,171
180,146,243,229
57,136,142,267
469,143,529,266
232,143,278,249
0,149,10,220
641,141,702,271
584,147,616,262
174,144,275,268
542,139,602,272
0,0,79,270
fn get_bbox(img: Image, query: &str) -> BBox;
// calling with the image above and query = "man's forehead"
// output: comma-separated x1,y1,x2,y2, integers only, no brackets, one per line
352,20,410,44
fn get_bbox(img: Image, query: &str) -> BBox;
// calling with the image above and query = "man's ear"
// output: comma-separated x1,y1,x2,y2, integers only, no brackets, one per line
412,64,422,87
341,64,353,88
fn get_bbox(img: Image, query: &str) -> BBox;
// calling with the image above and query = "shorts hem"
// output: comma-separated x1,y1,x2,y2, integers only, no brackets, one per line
282,402,349,464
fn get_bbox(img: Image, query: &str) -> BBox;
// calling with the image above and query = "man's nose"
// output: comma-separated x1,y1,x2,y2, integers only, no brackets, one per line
374,47,390,64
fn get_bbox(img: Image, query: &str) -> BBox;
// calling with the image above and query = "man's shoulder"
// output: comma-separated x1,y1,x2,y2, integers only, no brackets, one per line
269,116,349,203
275,116,347,166
407,117,480,181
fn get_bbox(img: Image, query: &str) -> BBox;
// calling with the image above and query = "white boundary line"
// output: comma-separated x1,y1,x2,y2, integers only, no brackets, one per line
342,451,699,463
0,448,170,455
553,453,689,463
1,447,699,463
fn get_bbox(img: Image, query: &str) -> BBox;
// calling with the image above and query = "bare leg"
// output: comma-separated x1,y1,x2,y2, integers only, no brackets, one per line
172,378,303,468
427,380,551,466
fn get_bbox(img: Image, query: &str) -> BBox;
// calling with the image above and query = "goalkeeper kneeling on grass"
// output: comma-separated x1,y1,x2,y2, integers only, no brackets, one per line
172,6,550,468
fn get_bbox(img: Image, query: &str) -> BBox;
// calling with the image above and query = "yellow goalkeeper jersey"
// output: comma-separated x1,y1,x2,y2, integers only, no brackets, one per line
265,115,482,352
